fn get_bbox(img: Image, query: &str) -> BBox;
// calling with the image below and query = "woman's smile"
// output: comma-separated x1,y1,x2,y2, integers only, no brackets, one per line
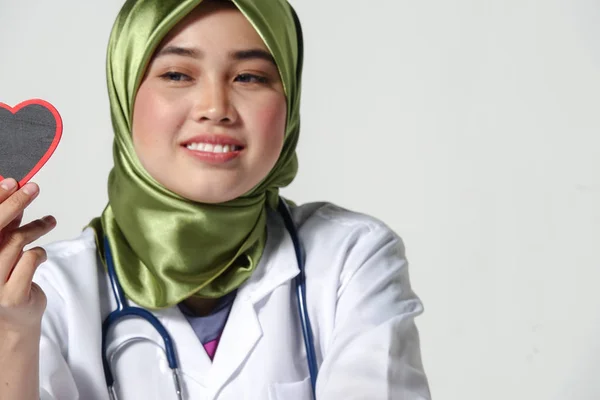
181,133,246,164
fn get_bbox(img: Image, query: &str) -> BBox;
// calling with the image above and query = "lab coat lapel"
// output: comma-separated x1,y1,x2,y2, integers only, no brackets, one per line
160,307,213,386
207,293,262,391
207,208,300,392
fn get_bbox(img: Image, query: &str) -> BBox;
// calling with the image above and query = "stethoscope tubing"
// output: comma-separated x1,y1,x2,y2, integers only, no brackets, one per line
277,200,319,398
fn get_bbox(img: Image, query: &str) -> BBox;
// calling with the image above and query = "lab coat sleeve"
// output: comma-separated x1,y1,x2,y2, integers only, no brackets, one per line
35,270,80,400
316,225,431,400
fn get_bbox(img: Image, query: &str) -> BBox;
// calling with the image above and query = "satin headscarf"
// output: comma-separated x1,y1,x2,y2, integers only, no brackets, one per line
89,0,302,309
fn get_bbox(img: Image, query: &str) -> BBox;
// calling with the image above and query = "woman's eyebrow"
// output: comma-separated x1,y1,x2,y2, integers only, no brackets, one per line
229,49,276,65
155,45,202,59
154,45,275,65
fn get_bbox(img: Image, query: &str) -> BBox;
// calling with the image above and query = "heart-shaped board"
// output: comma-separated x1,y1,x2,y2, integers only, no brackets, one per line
0,99,62,187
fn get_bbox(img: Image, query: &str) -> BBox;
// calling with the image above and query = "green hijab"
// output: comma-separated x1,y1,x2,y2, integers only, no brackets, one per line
89,0,303,309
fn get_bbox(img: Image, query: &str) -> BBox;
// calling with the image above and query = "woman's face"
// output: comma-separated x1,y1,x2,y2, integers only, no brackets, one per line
132,1,287,203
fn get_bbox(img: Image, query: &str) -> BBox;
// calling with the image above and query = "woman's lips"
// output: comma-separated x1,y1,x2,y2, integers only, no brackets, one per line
182,144,243,164
181,134,245,147
181,134,245,164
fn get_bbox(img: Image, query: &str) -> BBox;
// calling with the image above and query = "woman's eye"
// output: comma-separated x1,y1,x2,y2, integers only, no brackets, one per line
160,71,191,82
235,73,269,84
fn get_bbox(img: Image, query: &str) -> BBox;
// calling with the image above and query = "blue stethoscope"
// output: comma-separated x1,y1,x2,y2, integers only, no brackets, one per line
101,199,318,400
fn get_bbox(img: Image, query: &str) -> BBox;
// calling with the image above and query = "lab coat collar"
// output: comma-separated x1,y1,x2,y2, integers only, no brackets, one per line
151,207,301,395
236,206,300,306
206,207,301,394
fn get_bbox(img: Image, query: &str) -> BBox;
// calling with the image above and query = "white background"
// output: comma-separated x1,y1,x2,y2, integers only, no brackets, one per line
1,1,600,399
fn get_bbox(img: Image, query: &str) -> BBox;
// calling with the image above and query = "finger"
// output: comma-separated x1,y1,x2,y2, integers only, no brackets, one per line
9,211,24,229
1,247,47,306
0,216,56,284
0,211,24,244
30,281,48,312
0,178,19,203
0,182,39,229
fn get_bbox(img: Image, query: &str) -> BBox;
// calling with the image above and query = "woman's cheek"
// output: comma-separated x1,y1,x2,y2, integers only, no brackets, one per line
132,86,158,142
133,88,184,145
255,97,287,141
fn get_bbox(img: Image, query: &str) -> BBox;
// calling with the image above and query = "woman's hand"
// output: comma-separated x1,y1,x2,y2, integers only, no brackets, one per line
0,178,56,334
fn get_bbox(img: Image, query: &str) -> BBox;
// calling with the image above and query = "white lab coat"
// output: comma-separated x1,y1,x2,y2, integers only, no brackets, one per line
33,202,430,400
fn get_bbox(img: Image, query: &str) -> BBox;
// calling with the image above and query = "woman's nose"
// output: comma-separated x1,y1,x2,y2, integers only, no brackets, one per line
191,80,237,124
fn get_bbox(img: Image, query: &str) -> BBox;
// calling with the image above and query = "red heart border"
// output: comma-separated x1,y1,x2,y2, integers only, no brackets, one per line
0,99,63,187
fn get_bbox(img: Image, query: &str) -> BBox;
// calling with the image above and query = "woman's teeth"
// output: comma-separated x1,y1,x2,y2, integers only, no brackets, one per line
185,143,242,153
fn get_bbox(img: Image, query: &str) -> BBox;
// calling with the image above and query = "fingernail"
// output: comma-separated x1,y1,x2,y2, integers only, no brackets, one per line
43,216,56,225
0,178,17,191
22,183,39,196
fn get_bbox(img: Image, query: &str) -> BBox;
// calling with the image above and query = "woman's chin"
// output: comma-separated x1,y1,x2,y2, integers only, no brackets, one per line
163,181,242,204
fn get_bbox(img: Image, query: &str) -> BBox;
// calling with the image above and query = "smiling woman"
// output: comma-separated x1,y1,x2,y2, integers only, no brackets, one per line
0,0,430,399
132,2,287,204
